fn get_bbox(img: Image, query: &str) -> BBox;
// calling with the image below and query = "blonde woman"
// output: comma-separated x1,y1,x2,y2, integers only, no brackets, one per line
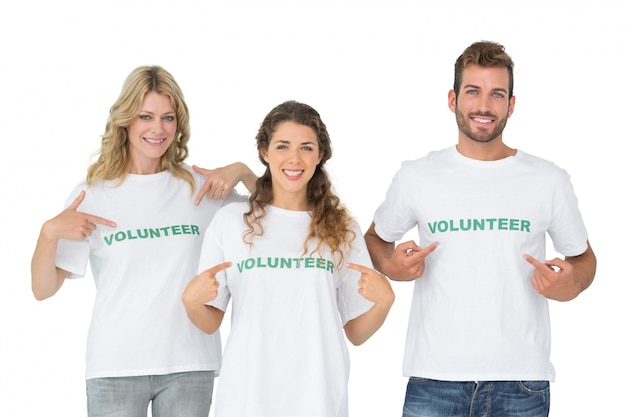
31,65,256,416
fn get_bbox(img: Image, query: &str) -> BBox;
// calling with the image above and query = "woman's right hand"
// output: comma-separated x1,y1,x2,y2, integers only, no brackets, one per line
182,262,231,307
42,191,116,241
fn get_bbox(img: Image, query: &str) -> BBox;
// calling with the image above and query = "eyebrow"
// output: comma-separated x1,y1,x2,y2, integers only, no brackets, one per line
274,140,317,146
139,110,176,115
463,84,509,95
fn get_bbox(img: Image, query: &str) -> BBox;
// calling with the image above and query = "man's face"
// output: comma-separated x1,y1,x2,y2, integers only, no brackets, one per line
449,64,515,143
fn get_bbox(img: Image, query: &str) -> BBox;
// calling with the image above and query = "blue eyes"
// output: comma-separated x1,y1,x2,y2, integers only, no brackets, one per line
276,145,314,151
138,114,176,121
466,90,505,98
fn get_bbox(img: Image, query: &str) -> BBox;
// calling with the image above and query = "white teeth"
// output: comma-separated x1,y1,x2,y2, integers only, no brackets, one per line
284,170,303,176
473,117,492,123
144,138,166,144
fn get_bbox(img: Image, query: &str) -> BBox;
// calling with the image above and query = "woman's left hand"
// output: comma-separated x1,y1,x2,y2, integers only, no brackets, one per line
347,263,395,308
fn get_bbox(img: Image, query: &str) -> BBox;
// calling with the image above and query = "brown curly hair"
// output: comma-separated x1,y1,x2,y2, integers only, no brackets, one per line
244,100,355,267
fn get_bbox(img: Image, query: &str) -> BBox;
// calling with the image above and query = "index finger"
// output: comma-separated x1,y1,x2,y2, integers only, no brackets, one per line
194,177,218,205
203,261,232,276
193,165,216,205
346,263,374,274
194,182,210,205
522,254,543,268
86,214,117,228
417,241,439,256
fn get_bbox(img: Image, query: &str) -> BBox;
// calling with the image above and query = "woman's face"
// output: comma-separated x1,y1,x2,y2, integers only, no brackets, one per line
261,121,322,210
127,91,177,174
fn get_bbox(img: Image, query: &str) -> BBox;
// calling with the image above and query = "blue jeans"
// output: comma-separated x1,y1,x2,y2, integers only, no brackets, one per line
86,371,215,417
403,378,550,417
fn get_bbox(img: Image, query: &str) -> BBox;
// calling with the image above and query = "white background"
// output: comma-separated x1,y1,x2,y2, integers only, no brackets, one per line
1,1,623,416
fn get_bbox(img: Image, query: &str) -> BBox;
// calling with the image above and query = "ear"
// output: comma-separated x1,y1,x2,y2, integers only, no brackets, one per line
507,95,516,118
447,90,457,113
260,149,269,163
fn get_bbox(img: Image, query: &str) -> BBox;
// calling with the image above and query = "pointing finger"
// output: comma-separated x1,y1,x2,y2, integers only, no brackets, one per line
407,241,439,256
523,254,543,268
346,263,374,274
204,262,232,276
86,215,117,228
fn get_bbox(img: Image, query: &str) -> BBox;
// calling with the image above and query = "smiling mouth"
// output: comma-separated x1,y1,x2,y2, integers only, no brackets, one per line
471,116,494,125
283,169,304,177
469,112,497,125
144,137,167,144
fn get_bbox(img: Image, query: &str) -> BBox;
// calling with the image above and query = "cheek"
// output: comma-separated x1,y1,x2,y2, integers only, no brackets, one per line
127,127,141,142
168,123,178,135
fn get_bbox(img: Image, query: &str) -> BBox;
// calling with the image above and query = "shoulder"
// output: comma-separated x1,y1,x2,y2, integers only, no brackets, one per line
215,201,249,218
515,150,571,178
399,147,454,170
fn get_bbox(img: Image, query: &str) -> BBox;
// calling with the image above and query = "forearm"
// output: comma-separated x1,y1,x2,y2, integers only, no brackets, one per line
241,167,258,194
564,242,597,298
344,303,392,346
183,303,224,335
364,224,394,275
233,162,257,193
31,233,65,300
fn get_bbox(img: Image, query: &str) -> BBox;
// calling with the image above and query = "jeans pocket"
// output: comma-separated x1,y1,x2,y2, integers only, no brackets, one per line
517,380,550,395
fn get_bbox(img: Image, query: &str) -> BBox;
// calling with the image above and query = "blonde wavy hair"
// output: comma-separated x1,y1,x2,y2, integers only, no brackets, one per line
244,100,355,267
87,65,193,191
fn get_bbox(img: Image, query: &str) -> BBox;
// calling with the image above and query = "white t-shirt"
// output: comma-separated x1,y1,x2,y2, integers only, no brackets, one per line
200,203,374,417
374,146,589,382
55,166,244,379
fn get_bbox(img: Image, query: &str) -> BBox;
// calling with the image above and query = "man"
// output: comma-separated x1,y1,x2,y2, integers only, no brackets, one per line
364,41,596,416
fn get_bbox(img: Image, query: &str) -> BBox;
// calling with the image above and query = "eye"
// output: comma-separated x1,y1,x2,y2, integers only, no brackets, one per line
466,89,478,95
163,115,176,122
139,114,151,120
301,145,313,151
276,144,288,150
492,92,505,99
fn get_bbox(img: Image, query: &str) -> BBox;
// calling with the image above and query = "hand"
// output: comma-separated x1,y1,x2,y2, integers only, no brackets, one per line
42,191,116,241
347,263,395,308
523,253,578,301
384,240,439,281
182,262,232,307
193,163,246,204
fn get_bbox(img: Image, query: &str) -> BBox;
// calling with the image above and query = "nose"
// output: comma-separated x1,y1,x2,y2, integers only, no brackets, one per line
150,118,166,133
285,148,302,163
476,93,491,111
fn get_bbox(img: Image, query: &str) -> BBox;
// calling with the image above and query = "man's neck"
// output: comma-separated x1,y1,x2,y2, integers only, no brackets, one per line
456,136,516,161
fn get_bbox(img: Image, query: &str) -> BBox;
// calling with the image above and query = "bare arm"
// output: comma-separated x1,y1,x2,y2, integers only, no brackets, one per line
343,263,395,346
181,262,231,334
31,230,68,300
31,191,116,300
364,222,439,282
193,163,258,205
523,241,597,302
363,222,396,273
